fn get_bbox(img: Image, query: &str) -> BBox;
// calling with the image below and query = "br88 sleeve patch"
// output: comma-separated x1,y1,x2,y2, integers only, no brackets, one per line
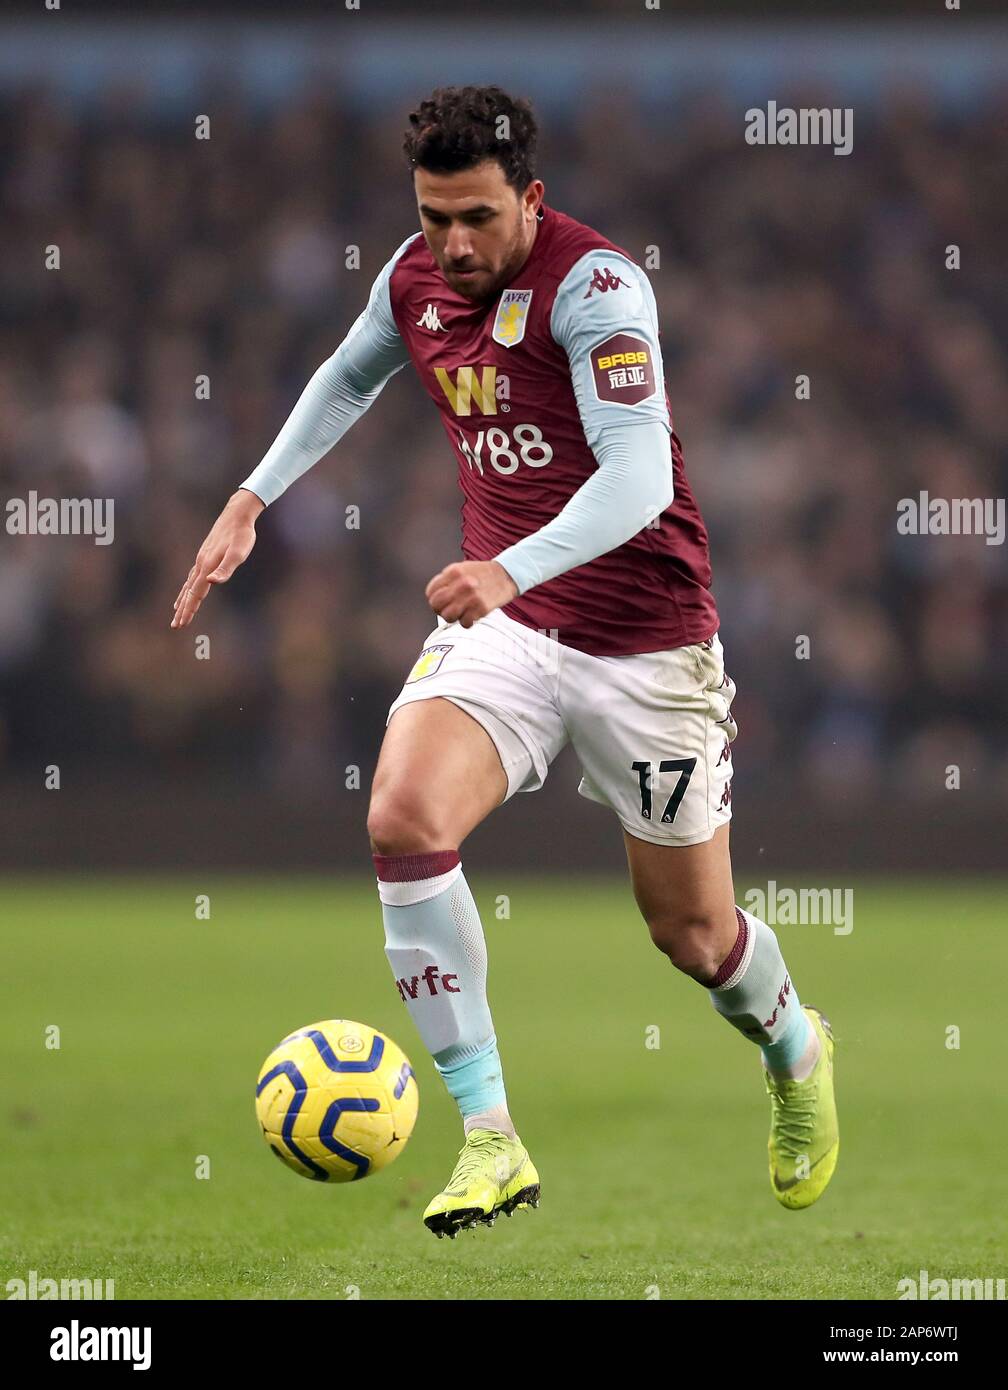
589,332,657,406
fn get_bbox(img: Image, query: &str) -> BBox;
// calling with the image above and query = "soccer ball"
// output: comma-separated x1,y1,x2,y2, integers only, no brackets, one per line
255,1019,418,1182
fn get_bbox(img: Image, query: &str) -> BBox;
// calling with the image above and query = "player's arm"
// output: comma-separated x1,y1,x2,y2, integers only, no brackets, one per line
172,236,415,629
427,250,675,624
491,419,673,596
495,250,675,593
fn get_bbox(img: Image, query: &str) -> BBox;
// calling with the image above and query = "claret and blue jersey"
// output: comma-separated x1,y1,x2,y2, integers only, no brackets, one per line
243,201,719,655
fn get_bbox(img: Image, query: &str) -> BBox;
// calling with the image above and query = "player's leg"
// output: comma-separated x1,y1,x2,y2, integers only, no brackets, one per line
369,694,508,851
369,696,541,1236
623,824,837,1208
564,632,838,1208
623,823,818,1077
369,696,515,1141
370,614,566,1234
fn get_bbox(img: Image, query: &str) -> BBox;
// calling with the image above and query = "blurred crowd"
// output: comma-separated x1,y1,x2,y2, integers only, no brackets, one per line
1,79,1006,806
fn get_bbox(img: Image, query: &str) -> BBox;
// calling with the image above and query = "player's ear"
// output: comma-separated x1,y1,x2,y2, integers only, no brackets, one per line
525,180,544,216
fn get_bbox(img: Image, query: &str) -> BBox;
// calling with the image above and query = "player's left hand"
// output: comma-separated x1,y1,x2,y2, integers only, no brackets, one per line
425,560,519,628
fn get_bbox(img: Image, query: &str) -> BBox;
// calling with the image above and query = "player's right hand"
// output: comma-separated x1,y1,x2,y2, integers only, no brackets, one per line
171,488,265,629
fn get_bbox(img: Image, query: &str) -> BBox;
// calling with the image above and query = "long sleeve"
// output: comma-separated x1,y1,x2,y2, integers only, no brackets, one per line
494,247,674,594
240,234,416,505
494,418,674,594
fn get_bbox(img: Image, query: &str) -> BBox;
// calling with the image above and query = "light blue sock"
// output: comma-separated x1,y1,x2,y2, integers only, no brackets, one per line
375,850,512,1128
434,1036,507,1118
760,1000,812,1072
709,906,814,1073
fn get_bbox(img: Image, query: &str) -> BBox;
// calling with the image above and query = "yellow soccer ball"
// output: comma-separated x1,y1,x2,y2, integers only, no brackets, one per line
255,1019,418,1182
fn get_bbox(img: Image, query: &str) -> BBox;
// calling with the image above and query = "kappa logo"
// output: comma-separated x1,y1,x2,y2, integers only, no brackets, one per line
582,266,631,299
416,303,445,332
396,965,460,1001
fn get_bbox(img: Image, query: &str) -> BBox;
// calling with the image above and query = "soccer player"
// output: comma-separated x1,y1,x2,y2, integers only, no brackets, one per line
173,86,839,1236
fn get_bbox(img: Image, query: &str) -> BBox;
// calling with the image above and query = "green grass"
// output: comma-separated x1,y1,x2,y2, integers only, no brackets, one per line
2,875,1006,1299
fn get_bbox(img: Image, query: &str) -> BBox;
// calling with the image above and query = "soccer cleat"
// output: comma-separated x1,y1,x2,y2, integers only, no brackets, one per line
423,1128,540,1238
765,1005,839,1210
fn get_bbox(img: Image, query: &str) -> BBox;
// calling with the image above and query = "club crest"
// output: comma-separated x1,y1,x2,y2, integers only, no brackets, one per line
406,644,453,683
492,289,533,348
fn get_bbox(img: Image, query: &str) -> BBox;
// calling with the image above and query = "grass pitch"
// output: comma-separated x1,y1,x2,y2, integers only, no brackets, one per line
2,875,1005,1300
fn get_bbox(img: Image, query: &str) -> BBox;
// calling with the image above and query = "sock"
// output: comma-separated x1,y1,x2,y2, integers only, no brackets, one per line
375,850,514,1133
463,1103,515,1139
709,906,816,1078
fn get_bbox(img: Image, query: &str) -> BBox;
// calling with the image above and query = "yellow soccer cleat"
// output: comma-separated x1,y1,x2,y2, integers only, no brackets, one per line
765,1005,839,1210
423,1128,540,1238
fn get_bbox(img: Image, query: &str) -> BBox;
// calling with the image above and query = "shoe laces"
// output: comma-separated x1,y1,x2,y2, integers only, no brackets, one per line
766,1074,819,1152
449,1130,505,1184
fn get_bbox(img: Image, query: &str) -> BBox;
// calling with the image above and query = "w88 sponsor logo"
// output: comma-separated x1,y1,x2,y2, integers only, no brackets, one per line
456,423,554,476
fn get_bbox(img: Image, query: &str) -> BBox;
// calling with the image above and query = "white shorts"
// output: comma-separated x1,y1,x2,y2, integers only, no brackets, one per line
387,608,737,846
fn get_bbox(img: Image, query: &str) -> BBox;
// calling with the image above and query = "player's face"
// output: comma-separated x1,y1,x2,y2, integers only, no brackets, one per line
414,160,544,302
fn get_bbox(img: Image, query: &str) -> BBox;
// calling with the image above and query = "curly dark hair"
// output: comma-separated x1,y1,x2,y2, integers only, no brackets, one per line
403,85,538,193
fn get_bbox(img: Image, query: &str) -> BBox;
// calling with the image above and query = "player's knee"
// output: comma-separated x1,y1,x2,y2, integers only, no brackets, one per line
644,911,727,983
366,790,453,857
